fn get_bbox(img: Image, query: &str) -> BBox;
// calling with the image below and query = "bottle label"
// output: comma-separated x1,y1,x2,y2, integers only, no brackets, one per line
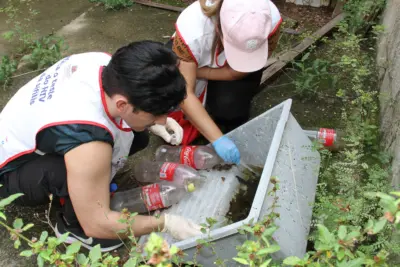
159,162,178,182
142,184,165,211
180,146,197,168
318,128,336,147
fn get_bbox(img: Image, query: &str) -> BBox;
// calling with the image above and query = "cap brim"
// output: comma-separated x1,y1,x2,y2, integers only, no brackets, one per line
223,40,269,73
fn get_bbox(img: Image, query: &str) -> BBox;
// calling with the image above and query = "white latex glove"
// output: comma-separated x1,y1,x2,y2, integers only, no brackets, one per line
162,214,203,240
149,117,183,145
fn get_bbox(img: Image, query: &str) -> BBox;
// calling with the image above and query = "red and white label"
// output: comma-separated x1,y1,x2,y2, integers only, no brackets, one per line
142,184,165,211
318,128,336,147
180,146,197,169
159,162,178,182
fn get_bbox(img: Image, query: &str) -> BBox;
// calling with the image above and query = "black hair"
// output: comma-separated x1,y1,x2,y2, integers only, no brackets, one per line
102,40,187,116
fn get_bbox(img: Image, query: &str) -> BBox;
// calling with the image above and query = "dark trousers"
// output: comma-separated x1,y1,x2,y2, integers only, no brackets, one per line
165,40,263,133
0,130,149,224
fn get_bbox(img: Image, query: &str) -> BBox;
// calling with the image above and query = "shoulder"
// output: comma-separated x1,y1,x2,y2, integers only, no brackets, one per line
37,124,114,155
173,2,215,65
268,1,283,37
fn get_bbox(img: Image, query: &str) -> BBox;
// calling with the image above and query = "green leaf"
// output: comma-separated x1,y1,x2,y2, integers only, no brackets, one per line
22,223,34,232
263,226,278,237
0,193,24,208
2,30,14,40
257,245,280,255
47,237,57,249
56,232,69,244
14,239,21,249
13,218,23,229
123,258,138,267
206,217,217,226
20,54,32,62
60,254,74,261
170,245,179,255
338,258,364,267
346,231,360,240
302,52,310,61
395,211,400,224
89,244,102,263
372,219,387,234
376,192,395,202
283,256,302,265
337,249,345,260
0,211,7,221
39,231,48,242
233,257,249,265
317,224,335,244
338,225,347,240
20,250,33,257
77,253,87,265
260,259,272,267
37,254,44,267
66,241,81,255
390,191,400,197
241,226,254,233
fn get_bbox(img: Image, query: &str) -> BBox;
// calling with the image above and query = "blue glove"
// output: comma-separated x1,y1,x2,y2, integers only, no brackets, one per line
212,136,240,164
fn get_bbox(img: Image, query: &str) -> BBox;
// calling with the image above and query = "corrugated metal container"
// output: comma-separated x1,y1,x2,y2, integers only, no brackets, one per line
138,99,321,265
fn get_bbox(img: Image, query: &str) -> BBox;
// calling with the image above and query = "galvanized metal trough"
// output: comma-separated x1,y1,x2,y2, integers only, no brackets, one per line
138,99,321,265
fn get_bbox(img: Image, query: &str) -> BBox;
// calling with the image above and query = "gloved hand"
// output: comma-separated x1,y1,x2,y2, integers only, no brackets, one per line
162,213,204,240
149,117,183,145
212,136,240,164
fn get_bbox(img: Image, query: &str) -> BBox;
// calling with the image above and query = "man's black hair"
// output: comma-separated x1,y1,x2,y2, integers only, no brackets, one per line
102,40,187,116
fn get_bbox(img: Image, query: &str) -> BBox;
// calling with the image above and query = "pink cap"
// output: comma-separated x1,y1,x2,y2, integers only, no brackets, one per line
220,0,272,72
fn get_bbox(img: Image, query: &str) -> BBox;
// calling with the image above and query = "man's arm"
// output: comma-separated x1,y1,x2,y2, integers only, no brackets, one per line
64,141,165,239
178,60,224,143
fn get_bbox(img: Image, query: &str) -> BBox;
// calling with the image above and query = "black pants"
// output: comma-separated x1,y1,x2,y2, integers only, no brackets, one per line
0,130,149,224
165,40,263,133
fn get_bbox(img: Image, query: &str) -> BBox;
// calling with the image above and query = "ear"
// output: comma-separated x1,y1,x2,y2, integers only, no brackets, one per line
115,95,130,113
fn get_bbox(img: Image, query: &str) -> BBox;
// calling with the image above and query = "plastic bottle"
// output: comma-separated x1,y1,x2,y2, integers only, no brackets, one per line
134,160,205,192
155,145,223,170
303,128,345,151
110,183,187,213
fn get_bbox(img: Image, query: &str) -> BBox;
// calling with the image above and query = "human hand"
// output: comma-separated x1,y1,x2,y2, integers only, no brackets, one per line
149,117,183,145
212,136,240,164
162,214,203,240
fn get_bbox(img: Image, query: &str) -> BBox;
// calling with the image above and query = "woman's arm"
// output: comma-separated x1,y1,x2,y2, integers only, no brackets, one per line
197,64,248,81
178,60,224,143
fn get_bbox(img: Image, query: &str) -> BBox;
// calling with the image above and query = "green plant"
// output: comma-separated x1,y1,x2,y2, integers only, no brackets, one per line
89,0,133,10
20,34,68,69
232,178,281,267
343,0,387,34
283,191,400,267
0,0,39,54
0,0,68,86
0,55,17,87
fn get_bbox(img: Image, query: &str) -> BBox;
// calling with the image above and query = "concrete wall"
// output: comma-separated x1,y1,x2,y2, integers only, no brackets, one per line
377,0,400,189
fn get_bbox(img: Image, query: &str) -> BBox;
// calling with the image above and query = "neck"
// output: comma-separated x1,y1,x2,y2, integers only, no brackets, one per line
104,93,119,118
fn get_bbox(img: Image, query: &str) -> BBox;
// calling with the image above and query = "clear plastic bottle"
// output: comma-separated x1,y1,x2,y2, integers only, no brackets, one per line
110,183,187,213
134,160,205,192
303,128,345,151
155,145,223,170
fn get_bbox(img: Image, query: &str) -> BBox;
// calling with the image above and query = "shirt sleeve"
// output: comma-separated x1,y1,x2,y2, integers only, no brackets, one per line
172,31,199,65
36,124,114,155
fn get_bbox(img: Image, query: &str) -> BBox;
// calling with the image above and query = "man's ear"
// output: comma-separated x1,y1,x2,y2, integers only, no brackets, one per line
115,95,130,113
